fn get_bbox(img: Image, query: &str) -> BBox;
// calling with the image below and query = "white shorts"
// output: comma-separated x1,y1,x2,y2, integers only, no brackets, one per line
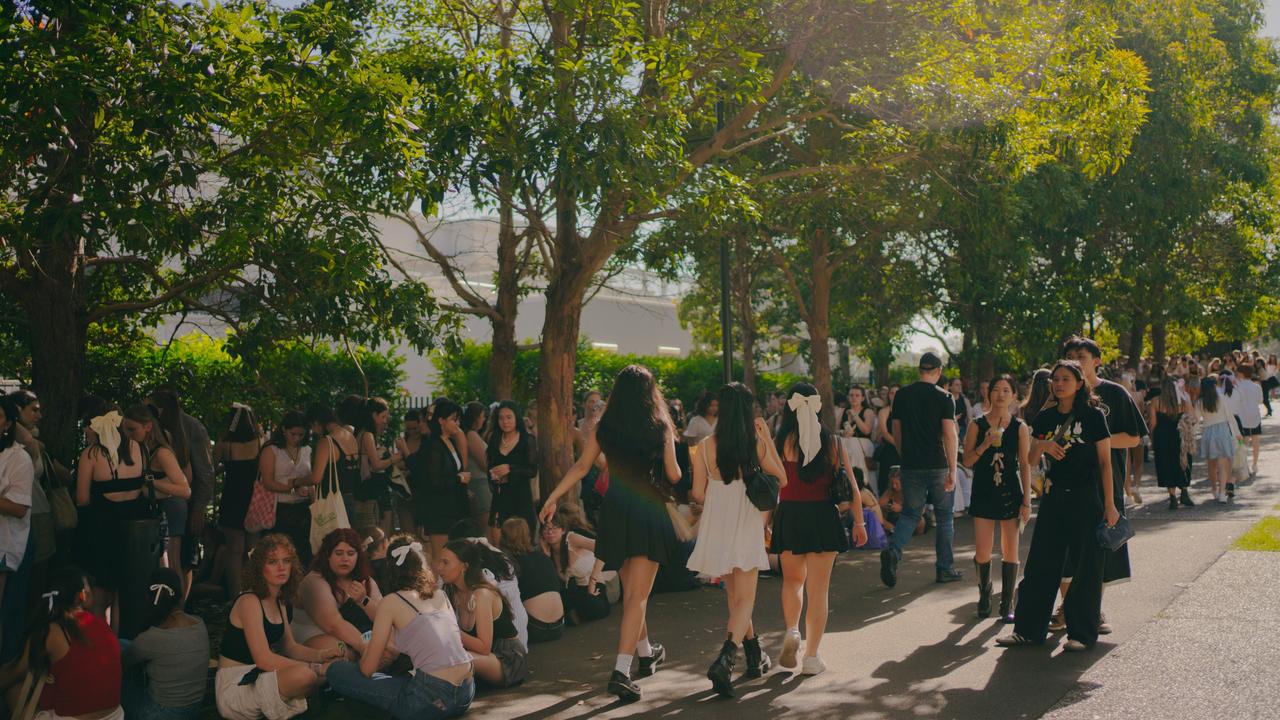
215,665,308,720
35,708,124,720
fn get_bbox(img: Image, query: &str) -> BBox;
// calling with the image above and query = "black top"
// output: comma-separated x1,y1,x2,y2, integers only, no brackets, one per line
486,434,538,492
219,593,292,665
843,407,874,439
1030,405,1110,491
322,438,361,496
1094,378,1149,477
973,416,1022,478
461,589,519,641
513,551,561,600
414,436,461,493
889,381,956,470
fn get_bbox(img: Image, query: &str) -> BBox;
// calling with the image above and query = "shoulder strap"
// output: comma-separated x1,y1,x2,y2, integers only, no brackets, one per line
393,591,418,611
699,438,713,477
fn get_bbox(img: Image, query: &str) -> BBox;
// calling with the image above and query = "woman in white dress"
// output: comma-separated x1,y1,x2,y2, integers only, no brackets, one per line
686,382,786,698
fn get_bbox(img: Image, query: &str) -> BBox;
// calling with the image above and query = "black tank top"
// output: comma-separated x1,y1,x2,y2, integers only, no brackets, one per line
219,593,291,665
461,587,518,641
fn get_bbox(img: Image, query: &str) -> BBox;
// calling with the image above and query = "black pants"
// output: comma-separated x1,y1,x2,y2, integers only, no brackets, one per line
528,615,566,644
1262,377,1279,416
271,502,313,568
1014,487,1105,647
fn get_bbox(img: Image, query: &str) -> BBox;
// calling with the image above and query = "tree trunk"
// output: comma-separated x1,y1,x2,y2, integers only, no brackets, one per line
1150,320,1167,365
489,182,521,401
1126,316,1146,369
733,236,757,394
976,352,996,383
24,260,86,463
835,341,851,393
535,274,587,501
807,233,836,428
875,359,891,387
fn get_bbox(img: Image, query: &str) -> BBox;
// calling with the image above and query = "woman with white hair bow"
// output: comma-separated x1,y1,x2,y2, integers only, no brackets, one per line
74,396,149,630
770,382,867,677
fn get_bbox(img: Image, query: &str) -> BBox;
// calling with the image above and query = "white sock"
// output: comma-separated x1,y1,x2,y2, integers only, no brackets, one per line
636,638,653,657
615,654,634,675
787,626,800,636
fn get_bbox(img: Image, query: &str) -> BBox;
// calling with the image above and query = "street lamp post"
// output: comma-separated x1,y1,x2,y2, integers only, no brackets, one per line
717,99,733,385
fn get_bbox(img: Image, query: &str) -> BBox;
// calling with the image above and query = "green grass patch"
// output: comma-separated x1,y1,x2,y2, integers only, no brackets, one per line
1234,517,1280,552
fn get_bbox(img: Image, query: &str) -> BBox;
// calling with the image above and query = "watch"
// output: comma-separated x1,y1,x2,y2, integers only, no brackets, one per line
360,595,370,608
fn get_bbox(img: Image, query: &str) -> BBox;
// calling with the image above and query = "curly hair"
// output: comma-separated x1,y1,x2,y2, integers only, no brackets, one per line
310,528,373,599
242,534,303,603
382,534,436,597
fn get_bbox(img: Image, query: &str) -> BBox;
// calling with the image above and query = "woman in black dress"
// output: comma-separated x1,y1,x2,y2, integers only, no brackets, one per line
416,398,470,559
998,361,1119,652
213,403,262,597
1148,376,1194,510
486,401,538,538
961,375,1031,622
539,365,681,703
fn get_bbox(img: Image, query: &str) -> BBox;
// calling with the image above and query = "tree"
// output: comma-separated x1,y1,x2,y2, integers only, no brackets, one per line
0,1,454,458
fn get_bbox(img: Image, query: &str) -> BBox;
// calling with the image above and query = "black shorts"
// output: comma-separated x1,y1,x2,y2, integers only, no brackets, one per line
1241,425,1262,437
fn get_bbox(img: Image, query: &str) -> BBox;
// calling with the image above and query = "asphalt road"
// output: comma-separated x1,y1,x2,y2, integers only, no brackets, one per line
468,420,1280,720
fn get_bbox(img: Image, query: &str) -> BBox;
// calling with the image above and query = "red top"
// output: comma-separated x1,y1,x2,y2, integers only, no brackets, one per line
779,460,833,502
41,610,121,716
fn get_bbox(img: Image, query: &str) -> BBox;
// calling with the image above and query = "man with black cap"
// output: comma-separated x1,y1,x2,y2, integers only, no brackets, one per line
880,352,963,587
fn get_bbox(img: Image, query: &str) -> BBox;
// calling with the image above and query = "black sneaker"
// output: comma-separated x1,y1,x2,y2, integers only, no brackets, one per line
1179,488,1196,507
635,643,665,678
879,549,898,588
607,671,641,703
1226,483,1235,499
935,567,963,584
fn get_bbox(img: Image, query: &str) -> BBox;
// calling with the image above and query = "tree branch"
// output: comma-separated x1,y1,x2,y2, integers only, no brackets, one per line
86,262,239,324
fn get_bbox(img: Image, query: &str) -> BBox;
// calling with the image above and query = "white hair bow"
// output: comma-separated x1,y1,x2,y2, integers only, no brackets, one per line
230,402,250,434
150,583,174,605
42,590,59,612
788,393,824,466
391,541,424,567
89,411,124,467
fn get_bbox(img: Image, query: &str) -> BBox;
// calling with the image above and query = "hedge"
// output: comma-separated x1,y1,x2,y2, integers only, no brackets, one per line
83,328,404,434
433,340,807,410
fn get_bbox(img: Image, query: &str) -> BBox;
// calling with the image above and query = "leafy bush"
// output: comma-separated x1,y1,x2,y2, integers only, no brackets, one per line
83,329,404,433
433,340,805,410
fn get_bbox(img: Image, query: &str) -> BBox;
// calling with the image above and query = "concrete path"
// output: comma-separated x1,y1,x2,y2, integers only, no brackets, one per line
469,420,1280,719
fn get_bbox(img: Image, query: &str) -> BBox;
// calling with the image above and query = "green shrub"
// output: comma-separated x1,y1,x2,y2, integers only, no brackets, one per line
433,340,805,410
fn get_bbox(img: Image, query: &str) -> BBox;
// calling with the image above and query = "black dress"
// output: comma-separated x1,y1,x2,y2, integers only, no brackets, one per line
967,417,1025,521
596,455,679,571
1152,411,1187,488
414,437,468,535
217,457,258,530
487,434,538,532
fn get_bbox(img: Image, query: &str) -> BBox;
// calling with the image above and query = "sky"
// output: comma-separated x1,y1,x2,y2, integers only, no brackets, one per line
1267,1,1280,37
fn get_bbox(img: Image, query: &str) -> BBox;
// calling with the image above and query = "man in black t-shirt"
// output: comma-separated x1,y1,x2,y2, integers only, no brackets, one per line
1060,336,1149,632
880,352,962,587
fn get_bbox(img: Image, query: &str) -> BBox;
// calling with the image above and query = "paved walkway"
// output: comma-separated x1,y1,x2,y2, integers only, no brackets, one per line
468,419,1280,720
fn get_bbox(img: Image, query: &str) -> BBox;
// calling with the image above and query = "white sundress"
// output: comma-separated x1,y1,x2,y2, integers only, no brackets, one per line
686,439,769,576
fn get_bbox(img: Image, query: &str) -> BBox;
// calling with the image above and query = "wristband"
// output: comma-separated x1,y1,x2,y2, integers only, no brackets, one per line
335,641,346,656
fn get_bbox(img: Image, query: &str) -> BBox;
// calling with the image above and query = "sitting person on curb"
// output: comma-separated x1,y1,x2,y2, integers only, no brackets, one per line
539,510,611,625
499,518,566,644
291,528,393,667
327,535,474,720
215,534,340,720
2,567,123,720
122,567,209,719
437,539,530,688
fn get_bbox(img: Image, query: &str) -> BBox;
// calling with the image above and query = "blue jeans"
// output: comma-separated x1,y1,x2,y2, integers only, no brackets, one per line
887,468,955,571
327,661,475,720
121,664,202,720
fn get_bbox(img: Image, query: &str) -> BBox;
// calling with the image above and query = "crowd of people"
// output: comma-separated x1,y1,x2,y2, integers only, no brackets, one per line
0,338,1269,717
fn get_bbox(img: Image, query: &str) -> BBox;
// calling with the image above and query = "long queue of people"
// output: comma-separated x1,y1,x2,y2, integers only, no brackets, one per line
0,335,1268,718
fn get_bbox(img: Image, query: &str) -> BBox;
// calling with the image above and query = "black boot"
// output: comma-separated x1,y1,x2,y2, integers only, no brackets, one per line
975,560,992,618
1180,488,1195,507
998,561,1019,623
707,639,738,698
742,636,770,679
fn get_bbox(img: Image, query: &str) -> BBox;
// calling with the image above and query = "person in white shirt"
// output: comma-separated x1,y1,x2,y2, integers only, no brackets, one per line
0,396,34,663
1234,366,1265,477
683,391,719,446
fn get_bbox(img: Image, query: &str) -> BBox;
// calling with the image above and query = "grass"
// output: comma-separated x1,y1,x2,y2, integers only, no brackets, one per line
1233,516,1280,552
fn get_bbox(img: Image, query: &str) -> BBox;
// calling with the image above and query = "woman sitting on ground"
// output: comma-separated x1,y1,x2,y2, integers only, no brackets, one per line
215,534,340,720
499,518,565,644
7,567,123,720
446,519,529,650
122,567,209,719
437,539,530,688
539,508,611,625
291,528,391,666
326,535,474,720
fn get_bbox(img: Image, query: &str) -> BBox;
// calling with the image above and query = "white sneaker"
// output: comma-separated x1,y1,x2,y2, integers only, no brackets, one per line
779,629,801,669
800,655,826,676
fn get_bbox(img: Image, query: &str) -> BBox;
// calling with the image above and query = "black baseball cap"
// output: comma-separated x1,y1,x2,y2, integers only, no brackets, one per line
919,352,943,370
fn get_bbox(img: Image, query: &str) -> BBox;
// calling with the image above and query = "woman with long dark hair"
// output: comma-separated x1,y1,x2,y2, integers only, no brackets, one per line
75,398,148,629
262,411,315,567
998,361,1117,652
1197,377,1238,503
393,409,425,535
462,402,492,535
122,404,193,598
960,375,1031,622
771,381,867,676
686,382,787,696
417,399,471,557
539,365,681,702
683,389,719,445
1020,369,1053,426
122,567,209,719
355,398,403,534
214,403,263,596
538,507,610,626
438,539,529,688
486,401,538,540
0,395,34,664
1149,377,1194,510
307,402,362,552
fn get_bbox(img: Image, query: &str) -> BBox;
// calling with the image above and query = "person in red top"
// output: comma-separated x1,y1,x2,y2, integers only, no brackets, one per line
22,566,123,719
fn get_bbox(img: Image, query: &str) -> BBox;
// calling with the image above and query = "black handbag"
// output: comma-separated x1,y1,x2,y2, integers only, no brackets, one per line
744,466,781,511
829,465,855,505
1096,516,1135,551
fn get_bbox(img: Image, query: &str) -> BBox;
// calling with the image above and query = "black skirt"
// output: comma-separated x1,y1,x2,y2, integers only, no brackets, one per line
771,500,848,555
596,482,679,571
